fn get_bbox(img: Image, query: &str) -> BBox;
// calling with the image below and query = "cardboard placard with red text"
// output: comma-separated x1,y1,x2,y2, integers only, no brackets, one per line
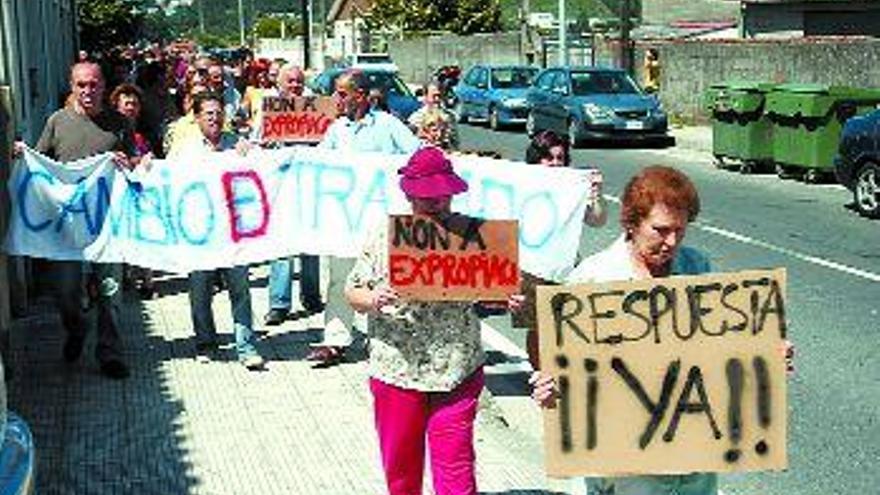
536,269,788,477
388,214,519,301
261,96,336,143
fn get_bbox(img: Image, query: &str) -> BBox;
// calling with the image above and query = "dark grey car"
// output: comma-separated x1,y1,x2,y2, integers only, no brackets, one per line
526,66,669,147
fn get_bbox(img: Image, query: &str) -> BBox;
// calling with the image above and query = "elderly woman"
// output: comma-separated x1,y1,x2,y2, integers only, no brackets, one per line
530,165,793,495
345,146,521,495
414,107,456,150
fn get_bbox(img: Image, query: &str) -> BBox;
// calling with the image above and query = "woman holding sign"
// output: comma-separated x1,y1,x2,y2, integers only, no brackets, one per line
344,146,522,495
530,166,794,495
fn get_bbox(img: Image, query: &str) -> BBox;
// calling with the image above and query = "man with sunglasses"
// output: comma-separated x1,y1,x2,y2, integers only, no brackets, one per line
28,62,137,380
308,70,421,365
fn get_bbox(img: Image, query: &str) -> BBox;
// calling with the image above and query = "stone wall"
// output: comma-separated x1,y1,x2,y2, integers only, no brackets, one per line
629,38,880,122
389,32,524,85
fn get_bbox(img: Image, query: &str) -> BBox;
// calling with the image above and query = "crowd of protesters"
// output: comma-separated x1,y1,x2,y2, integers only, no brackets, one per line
11,38,800,495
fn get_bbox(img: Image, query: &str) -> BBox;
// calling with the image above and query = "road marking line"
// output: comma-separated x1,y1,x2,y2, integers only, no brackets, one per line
480,322,533,375
602,194,880,283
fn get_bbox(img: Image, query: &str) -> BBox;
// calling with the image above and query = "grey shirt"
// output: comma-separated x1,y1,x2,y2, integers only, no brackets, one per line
35,107,133,162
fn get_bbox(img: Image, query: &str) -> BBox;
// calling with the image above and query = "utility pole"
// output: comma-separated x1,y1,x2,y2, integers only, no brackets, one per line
301,0,311,68
620,0,632,74
238,0,246,46
558,0,567,65
198,0,205,33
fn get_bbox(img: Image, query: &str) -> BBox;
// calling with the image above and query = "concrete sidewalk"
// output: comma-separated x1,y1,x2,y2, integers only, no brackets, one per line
668,125,713,154
7,266,567,494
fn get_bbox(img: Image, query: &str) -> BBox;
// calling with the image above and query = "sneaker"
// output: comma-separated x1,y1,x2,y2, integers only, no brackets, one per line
99,359,130,380
263,308,288,326
62,335,85,363
241,354,265,371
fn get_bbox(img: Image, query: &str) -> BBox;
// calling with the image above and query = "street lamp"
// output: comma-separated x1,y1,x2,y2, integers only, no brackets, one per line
238,0,246,46
558,0,567,65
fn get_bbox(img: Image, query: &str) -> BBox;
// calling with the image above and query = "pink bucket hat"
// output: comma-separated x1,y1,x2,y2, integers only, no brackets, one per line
398,146,469,198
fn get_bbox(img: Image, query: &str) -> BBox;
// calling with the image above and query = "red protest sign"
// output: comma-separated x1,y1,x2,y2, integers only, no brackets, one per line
261,96,336,143
388,213,520,301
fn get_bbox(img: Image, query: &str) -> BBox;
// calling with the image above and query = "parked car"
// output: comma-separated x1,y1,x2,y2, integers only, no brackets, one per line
309,67,421,120
454,64,539,130
0,361,35,495
835,109,880,218
526,66,669,146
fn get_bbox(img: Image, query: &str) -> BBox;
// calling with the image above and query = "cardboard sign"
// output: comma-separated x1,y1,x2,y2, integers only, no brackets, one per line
536,269,788,477
261,96,336,143
388,213,519,301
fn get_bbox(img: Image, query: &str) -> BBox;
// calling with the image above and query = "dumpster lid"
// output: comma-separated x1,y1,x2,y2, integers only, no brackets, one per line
771,83,831,94
726,81,776,92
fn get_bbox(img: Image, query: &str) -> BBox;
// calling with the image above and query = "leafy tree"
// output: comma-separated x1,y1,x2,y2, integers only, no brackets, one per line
78,0,145,52
366,0,498,34
448,0,501,34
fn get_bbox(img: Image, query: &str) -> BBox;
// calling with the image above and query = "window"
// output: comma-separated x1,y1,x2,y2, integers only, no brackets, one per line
490,68,538,89
552,71,569,94
571,71,641,95
534,70,556,91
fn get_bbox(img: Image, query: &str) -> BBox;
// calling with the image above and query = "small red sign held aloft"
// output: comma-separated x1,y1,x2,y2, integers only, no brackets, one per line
388,213,520,301
261,96,336,143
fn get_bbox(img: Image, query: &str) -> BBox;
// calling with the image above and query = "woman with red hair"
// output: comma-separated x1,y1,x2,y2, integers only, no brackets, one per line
529,165,793,495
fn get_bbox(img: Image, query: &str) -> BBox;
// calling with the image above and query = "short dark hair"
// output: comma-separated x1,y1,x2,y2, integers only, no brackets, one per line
109,83,143,108
192,91,224,115
525,130,570,166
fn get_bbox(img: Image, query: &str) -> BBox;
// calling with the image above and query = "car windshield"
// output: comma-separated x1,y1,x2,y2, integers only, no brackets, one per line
571,71,641,95
491,68,537,89
357,54,392,64
328,71,413,98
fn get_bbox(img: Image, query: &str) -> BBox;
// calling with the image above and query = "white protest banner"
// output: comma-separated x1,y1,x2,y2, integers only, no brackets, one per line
536,269,788,477
6,146,590,279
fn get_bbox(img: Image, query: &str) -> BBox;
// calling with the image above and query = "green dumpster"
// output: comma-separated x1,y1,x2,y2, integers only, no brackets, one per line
766,84,880,181
706,82,776,172
705,83,736,165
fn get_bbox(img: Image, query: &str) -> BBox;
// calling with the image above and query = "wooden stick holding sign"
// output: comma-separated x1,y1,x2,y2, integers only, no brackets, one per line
262,96,336,143
388,213,519,301
536,269,788,477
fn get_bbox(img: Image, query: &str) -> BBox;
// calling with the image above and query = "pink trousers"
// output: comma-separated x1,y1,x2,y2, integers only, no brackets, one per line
369,368,484,495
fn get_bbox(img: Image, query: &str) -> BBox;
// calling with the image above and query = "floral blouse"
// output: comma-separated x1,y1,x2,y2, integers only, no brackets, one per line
345,220,484,392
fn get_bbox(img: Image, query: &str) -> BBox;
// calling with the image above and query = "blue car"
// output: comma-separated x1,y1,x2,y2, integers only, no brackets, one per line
454,65,538,130
526,66,669,146
309,68,421,120
0,362,35,495
835,109,880,218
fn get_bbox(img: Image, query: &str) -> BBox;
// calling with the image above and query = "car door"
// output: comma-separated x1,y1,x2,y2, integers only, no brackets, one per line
529,70,556,131
458,67,478,116
548,71,571,134
472,67,491,119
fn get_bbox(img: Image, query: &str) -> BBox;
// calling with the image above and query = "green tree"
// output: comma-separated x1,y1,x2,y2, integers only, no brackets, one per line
448,0,501,34
78,0,145,52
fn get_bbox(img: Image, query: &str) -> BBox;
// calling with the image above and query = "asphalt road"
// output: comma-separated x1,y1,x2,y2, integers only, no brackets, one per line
458,123,880,495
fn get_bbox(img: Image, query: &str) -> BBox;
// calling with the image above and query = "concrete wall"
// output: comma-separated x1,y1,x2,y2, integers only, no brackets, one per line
389,32,524,85
628,38,880,122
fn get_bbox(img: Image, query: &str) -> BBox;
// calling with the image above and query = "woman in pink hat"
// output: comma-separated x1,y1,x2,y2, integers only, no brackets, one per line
345,146,523,495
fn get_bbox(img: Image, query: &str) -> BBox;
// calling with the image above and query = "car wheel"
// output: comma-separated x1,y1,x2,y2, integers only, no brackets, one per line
568,119,581,148
489,106,500,131
526,111,536,137
854,162,880,218
455,100,468,124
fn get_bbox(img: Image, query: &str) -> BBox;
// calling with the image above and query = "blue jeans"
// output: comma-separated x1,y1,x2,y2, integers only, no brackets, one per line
188,266,258,359
268,255,321,311
53,260,123,363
